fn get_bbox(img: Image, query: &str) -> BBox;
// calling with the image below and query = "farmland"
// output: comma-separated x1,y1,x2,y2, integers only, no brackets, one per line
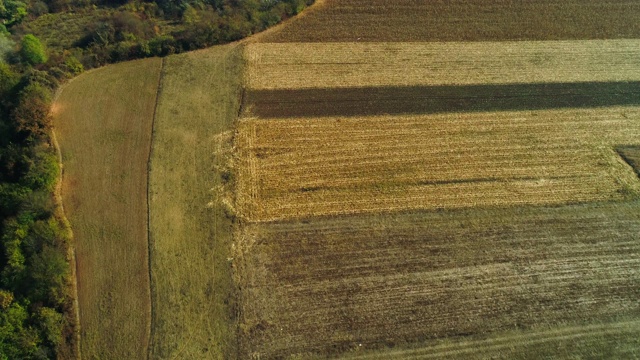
235,202,640,358
148,44,242,359
53,58,161,359
245,41,640,90
236,108,640,221
50,0,640,359
256,0,640,42
233,0,640,356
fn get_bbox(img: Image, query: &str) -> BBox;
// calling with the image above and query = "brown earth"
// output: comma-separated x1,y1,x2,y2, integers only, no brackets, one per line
257,0,640,43
246,82,640,118
235,202,640,358
617,146,640,178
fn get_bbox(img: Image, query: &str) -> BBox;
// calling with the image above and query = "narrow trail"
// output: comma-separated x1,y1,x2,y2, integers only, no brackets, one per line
146,57,166,360
51,80,82,360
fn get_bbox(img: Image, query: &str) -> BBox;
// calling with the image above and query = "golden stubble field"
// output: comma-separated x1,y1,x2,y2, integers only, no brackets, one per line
53,58,161,359
245,41,640,90
236,108,640,222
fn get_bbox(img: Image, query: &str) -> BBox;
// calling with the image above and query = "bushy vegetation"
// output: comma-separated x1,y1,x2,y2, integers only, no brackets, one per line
0,0,313,357
10,0,313,67
0,57,73,359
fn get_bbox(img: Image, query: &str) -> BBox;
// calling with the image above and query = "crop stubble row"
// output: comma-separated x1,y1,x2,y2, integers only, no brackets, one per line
245,41,640,90
234,203,640,358
236,108,640,221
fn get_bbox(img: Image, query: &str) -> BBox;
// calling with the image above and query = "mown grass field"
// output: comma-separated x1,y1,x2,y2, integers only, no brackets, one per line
53,45,242,359
148,44,242,359
52,58,161,359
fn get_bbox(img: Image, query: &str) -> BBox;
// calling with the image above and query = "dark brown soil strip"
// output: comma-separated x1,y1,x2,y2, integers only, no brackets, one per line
261,0,640,42
616,146,640,178
247,81,640,118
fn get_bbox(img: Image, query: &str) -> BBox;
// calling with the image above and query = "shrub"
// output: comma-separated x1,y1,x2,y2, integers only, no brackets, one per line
20,34,47,65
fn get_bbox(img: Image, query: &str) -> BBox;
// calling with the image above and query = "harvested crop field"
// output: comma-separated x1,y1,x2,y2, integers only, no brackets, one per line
234,7,640,354
53,58,161,359
256,0,640,42
245,41,640,90
235,202,640,358
236,108,640,221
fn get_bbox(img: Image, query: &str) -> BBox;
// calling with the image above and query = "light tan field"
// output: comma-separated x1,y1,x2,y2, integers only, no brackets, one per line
246,40,640,90
148,44,242,359
236,107,640,221
53,58,161,359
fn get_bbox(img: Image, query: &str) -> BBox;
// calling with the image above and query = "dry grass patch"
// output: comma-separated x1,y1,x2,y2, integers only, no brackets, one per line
235,202,640,358
53,58,162,359
148,44,242,359
257,0,640,42
246,40,640,90
236,108,640,221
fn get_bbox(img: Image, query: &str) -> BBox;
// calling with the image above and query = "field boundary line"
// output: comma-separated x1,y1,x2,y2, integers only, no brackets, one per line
346,319,640,359
51,79,82,360
146,56,165,360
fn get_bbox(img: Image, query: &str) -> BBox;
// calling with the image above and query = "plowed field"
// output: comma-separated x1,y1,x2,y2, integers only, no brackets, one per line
235,203,640,358
256,0,640,42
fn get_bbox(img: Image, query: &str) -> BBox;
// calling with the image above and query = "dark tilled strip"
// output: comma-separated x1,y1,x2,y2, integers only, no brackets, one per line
247,81,640,118
616,146,640,178
261,0,640,43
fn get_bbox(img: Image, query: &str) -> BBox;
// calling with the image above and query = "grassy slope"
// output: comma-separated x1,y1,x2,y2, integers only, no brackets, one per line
53,58,161,359
148,44,242,359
